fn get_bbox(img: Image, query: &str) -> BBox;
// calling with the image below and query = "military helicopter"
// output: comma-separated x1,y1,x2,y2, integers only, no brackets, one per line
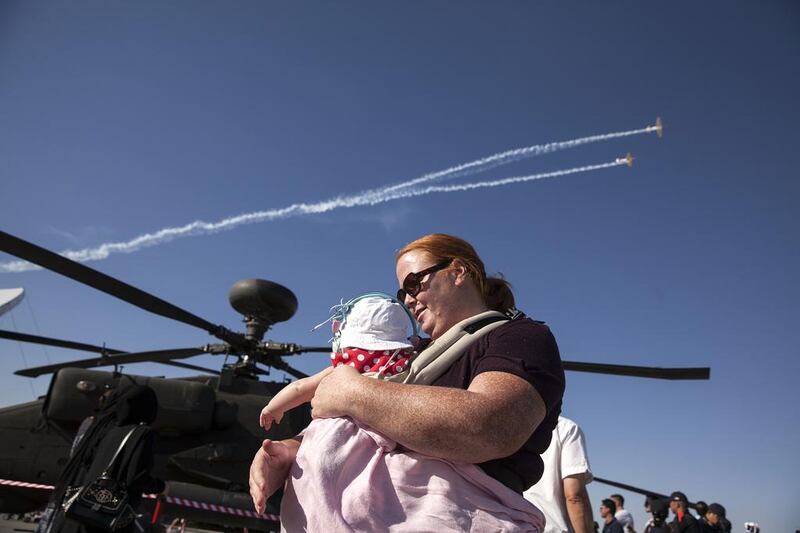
0,230,709,531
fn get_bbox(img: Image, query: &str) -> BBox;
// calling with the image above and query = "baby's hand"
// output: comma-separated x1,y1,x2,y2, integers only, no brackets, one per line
259,406,284,430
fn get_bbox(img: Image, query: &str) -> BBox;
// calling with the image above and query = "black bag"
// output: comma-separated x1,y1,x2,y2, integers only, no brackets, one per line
62,425,143,531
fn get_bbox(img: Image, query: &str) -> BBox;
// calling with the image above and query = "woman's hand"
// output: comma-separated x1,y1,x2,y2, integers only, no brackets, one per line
310,364,363,419
249,438,300,514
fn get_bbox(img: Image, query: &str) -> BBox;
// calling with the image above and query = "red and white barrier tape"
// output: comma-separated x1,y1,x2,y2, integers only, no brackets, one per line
159,496,279,522
0,478,54,490
0,478,279,522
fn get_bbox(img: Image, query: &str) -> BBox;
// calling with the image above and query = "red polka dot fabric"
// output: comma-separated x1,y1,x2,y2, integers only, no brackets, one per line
331,347,415,377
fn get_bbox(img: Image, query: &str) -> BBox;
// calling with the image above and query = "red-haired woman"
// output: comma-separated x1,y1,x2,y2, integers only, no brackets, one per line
250,234,565,531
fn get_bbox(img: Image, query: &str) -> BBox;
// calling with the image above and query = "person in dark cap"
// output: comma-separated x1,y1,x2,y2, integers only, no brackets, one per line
695,501,708,522
40,384,162,533
703,503,727,533
669,491,702,533
644,498,670,533
599,499,624,533
695,501,712,532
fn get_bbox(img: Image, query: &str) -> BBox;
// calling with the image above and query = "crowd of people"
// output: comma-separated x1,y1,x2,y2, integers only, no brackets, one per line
517,413,734,533
641,492,732,533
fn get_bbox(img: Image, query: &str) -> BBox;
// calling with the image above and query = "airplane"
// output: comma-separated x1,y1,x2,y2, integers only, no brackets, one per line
655,116,663,138
616,153,635,167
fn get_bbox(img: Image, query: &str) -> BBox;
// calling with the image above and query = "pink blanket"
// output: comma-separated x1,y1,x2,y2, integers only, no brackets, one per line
280,417,544,532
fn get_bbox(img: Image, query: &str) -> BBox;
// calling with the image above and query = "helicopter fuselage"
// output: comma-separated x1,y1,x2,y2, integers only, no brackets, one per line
0,367,311,521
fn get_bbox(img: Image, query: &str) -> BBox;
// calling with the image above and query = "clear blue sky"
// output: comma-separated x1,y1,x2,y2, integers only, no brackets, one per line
1,1,798,530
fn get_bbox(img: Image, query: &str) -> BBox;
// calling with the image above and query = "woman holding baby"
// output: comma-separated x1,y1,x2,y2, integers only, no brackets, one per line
250,233,565,532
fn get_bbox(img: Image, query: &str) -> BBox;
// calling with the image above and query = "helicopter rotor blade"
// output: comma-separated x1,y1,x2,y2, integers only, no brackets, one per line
243,341,322,379
159,360,221,375
14,347,207,377
2,329,220,375
0,329,126,355
593,476,701,511
0,231,244,345
593,476,669,500
262,357,309,379
562,360,710,380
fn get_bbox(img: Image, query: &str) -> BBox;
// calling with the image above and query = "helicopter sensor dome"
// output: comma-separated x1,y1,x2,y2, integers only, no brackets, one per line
228,279,298,325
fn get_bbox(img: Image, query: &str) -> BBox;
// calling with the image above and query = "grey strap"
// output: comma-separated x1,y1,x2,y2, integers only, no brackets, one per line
403,311,508,385
100,424,143,476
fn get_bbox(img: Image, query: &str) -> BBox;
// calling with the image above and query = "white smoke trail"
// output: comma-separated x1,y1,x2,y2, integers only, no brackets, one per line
384,160,624,198
380,124,658,193
0,159,626,273
3,122,659,273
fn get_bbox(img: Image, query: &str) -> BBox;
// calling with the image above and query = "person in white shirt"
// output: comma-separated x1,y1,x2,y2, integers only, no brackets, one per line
524,416,593,533
610,494,636,533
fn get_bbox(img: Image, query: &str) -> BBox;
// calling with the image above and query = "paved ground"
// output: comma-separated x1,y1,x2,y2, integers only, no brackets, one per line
0,519,35,533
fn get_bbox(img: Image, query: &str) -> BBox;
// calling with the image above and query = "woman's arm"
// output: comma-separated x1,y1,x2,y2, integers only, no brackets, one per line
311,366,546,463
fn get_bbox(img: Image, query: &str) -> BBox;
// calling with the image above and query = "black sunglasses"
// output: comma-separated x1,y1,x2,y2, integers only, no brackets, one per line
396,259,452,302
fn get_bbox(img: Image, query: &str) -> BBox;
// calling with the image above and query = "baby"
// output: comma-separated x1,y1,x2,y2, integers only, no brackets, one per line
259,293,417,430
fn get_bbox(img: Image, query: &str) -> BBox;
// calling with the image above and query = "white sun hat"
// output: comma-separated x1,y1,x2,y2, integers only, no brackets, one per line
337,295,415,351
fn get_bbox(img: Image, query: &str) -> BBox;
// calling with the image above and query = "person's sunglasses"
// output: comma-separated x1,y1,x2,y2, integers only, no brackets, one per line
396,259,453,302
